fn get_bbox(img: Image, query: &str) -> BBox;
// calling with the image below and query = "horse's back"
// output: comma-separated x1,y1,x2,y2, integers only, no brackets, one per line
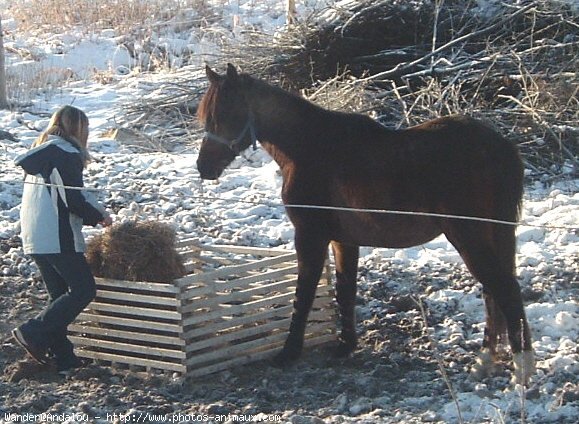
321,114,523,247
404,115,518,157
400,115,522,217
334,114,521,191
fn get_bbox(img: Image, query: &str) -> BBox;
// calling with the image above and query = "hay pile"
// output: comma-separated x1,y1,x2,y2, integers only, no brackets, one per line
86,221,186,283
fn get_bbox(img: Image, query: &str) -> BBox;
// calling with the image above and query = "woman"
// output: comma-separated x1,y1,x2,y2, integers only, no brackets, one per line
12,105,112,373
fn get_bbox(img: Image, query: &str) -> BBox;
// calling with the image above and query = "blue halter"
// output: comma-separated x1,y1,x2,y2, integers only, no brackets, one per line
204,112,257,152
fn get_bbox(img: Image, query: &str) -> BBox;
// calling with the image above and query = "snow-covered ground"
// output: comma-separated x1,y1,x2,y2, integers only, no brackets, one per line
0,1,577,423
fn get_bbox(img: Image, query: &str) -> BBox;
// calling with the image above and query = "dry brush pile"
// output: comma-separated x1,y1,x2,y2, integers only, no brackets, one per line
277,0,578,176
121,0,577,178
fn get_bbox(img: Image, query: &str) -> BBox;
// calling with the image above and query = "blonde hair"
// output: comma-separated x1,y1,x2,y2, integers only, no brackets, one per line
32,105,90,166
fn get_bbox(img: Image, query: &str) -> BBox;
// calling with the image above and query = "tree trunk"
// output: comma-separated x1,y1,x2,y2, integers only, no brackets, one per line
287,0,297,25
0,17,8,109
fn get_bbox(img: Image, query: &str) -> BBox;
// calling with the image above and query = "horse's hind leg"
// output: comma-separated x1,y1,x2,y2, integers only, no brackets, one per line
331,241,359,357
444,224,535,384
480,276,534,385
471,292,508,379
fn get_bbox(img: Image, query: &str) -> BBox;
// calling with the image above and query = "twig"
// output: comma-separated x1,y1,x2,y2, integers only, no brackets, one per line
401,54,495,80
499,94,578,165
390,80,410,128
431,0,445,67
519,319,527,424
367,3,535,81
414,296,464,424
339,0,393,36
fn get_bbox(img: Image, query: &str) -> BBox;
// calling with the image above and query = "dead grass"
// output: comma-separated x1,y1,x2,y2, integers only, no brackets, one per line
3,0,226,105
8,0,219,34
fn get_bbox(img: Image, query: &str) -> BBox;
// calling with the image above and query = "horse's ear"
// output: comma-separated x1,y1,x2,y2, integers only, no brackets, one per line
206,65,221,84
226,63,239,81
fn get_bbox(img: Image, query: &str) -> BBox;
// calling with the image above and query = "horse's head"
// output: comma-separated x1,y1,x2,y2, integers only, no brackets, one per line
196,64,256,180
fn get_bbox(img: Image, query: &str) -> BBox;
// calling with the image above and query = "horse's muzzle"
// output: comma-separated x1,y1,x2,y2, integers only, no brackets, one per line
196,160,221,180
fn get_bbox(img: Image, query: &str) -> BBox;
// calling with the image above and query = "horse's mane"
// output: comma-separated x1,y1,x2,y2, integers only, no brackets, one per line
248,75,325,115
197,81,218,123
198,72,325,124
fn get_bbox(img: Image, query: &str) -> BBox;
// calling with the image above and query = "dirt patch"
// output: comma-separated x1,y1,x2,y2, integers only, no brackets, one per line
1,255,576,423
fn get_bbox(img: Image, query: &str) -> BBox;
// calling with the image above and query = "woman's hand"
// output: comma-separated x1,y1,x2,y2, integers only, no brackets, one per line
100,215,113,227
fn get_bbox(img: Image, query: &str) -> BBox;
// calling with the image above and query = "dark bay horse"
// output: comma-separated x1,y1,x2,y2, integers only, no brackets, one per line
196,64,535,384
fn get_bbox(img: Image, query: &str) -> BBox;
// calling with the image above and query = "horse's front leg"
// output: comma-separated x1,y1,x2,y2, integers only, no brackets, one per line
273,232,329,366
331,241,359,357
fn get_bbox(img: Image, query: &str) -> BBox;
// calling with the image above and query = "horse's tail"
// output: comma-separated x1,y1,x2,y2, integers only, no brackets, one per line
485,133,524,350
493,135,524,276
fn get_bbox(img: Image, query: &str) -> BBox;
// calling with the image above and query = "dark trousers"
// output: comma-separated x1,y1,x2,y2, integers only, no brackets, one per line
22,253,96,363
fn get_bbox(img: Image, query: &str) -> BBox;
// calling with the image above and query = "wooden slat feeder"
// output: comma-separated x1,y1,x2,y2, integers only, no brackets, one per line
69,239,336,377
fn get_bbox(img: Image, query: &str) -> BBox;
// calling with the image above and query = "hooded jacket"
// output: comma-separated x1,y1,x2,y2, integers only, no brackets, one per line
15,135,106,254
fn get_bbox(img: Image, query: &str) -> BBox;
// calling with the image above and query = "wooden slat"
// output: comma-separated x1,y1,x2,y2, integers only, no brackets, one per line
187,347,279,378
181,254,198,263
185,318,291,353
75,349,186,372
95,277,178,294
188,243,293,257
214,245,293,256
175,238,204,249
185,310,332,354
305,308,335,321
186,331,287,367
185,322,334,367
68,324,185,346
182,291,296,327
183,279,332,317
183,304,294,340
180,264,298,300
192,254,234,267
183,299,332,342
181,277,296,314
175,252,297,286
214,264,298,290
183,260,200,273
69,336,185,359
186,333,335,378
95,290,178,307
76,313,181,333
179,266,296,300
87,302,180,320
179,267,329,308
183,285,333,330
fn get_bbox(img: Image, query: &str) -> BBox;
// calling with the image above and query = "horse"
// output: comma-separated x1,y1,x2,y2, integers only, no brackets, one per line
196,64,535,385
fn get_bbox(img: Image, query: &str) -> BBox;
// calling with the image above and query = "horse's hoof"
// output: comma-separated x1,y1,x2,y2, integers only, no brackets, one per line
469,348,498,380
272,348,301,368
332,341,356,358
512,350,535,386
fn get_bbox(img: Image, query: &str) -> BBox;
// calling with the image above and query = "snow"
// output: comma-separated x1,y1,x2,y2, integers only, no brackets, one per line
0,1,577,423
